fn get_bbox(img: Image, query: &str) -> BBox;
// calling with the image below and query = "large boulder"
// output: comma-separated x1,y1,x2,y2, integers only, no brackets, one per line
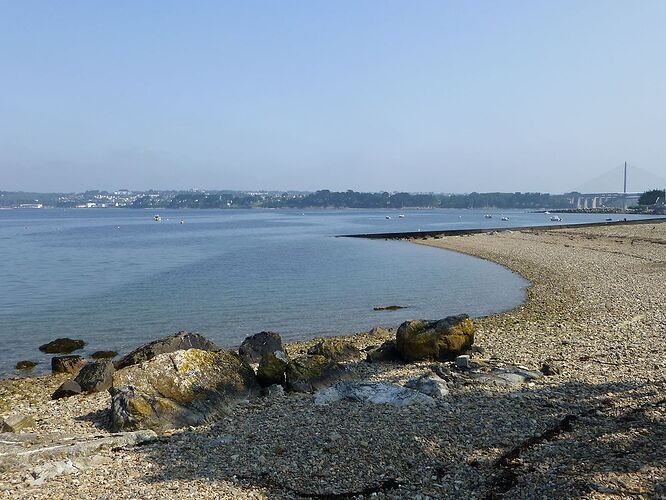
0,415,36,433
110,348,259,431
396,315,475,362
256,350,289,387
307,338,361,362
52,355,87,374
39,338,85,354
114,331,219,370
15,360,37,370
74,360,115,393
238,331,284,365
285,355,349,393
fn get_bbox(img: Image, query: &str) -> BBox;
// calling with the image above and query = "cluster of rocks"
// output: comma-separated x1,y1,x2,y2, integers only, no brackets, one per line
16,314,490,435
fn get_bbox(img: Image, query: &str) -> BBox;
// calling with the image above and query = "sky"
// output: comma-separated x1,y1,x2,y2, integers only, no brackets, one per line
1,1,665,194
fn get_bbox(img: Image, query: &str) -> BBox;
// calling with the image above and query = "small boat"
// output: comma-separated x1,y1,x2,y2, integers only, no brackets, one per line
385,216,391,220
550,216,562,222
605,217,613,221
501,216,509,221
153,215,161,222
399,214,405,218
179,219,185,224
484,214,492,219
545,211,551,215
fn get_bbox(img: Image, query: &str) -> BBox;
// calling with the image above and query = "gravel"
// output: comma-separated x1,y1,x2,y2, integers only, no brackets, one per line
0,221,664,498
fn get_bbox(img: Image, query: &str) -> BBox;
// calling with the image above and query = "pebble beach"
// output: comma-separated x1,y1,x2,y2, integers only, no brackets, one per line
1,221,665,499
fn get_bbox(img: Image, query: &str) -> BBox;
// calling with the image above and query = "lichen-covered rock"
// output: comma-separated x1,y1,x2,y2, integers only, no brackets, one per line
0,414,36,433
286,355,349,393
51,355,87,374
238,331,284,365
39,338,85,354
110,348,259,431
74,360,115,393
307,339,361,362
51,380,82,399
15,360,37,370
395,315,475,362
256,350,289,387
366,340,400,363
114,331,219,370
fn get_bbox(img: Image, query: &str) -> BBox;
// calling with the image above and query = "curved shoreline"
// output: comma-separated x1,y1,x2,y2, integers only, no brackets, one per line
1,223,664,498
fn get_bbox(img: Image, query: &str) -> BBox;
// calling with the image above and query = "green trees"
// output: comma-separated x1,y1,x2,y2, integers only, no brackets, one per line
638,189,666,205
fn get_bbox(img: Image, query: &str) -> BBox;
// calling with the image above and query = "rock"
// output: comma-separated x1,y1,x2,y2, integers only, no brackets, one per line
91,350,118,360
261,384,285,398
74,360,115,393
540,362,561,376
115,331,220,370
307,338,361,362
51,355,87,374
472,367,543,386
0,415,36,433
110,348,259,431
455,355,471,369
238,331,284,365
51,380,82,399
368,326,391,337
314,381,435,407
405,374,450,397
373,305,407,311
256,350,289,387
396,315,475,362
39,338,85,354
15,360,37,370
286,355,349,393
366,340,400,363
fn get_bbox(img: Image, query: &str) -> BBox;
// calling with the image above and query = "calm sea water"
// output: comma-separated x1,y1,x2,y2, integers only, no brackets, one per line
0,208,656,376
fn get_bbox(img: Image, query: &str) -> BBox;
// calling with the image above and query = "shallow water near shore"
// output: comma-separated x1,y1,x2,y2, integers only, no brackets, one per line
0,208,656,376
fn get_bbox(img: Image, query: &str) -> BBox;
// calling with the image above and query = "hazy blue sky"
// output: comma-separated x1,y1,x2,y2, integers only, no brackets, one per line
1,1,665,193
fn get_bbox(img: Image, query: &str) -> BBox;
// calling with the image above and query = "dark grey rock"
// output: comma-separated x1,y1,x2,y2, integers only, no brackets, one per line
256,350,289,387
238,331,283,365
39,338,85,354
51,380,82,399
540,362,561,376
91,350,118,360
15,360,37,370
405,374,450,397
74,360,115,393
366,340,400,363
114,331,219,369
51,355,87,374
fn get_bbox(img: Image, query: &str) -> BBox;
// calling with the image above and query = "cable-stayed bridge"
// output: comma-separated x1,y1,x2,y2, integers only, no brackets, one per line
570,163,666,209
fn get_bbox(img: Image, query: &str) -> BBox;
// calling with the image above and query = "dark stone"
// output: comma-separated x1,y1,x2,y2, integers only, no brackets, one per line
91,350,118,360
115,331,219,370
373,305,407,311
15,360,37,370
540,362,561,376
51,380,82,399
256,350,290,387
286,355,349,393
51,355,87,374
39,338,85,354
74,360,115,393
307,338,362,362
366,340,400,363
238,331,284,365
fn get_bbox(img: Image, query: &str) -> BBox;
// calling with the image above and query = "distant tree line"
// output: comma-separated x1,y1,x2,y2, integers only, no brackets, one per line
638,189,666,206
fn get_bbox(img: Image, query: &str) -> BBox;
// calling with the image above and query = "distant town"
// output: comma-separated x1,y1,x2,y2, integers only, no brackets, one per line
1,188,665,212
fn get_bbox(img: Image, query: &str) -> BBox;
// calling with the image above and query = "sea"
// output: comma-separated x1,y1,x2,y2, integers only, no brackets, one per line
0,208,656,376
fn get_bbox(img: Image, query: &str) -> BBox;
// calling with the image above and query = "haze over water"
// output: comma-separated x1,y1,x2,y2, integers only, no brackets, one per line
0,208,658,376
